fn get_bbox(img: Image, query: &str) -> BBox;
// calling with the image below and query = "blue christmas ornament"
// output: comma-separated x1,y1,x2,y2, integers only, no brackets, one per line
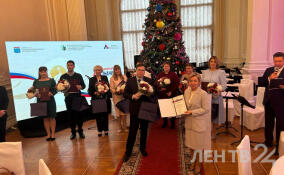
147,7,151,11
156,4,162,11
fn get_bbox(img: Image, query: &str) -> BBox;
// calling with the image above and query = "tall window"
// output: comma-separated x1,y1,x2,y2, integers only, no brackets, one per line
120,0,149,69
180,0,213,65
120,0,213,68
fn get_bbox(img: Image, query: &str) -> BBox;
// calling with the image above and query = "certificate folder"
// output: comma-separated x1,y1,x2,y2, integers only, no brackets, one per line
158,95,188,118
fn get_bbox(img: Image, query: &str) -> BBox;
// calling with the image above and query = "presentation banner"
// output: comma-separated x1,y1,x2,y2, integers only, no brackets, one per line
5,41,124,121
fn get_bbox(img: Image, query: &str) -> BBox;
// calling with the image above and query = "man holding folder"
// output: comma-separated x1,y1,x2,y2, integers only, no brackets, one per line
122,63,155,162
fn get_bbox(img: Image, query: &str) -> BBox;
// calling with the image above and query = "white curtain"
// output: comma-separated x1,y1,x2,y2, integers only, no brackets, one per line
121,0,149,69
180,0,213,66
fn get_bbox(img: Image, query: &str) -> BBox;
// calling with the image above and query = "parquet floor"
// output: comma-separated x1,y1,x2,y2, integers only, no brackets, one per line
6,116,275,175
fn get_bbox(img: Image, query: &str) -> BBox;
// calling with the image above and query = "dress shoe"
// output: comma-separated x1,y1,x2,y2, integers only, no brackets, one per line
140,150,148,157
161,123,167,128
70,134,76,140
170,125,175,129
105,132,108,136
123,154,130,162
50,138,56,141
98,133,102,137
46,137,52,141
79,132,85,139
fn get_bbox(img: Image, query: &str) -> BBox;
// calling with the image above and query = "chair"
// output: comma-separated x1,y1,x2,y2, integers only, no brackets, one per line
242,87,265,131
0,142,25,175
237,135,253,175
39,159,52,175
234,79,255,117
279,132,284,157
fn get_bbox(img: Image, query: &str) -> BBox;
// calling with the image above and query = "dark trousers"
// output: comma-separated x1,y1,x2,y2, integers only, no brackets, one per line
95,112,109,132
65,95,84,134
264,103,276,145
126,115,149,155
0,116,7,142
163,117,175,127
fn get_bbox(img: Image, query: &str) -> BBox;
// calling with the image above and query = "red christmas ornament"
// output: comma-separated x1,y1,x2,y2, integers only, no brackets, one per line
149,35,153,39
167,12,173,16
142,42,145,46
176,61,180,65
156,31,160,34
159,44,166,51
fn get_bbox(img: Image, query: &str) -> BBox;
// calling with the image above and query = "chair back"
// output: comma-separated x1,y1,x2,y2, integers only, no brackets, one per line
255,87,265,108
240,79,254,101
0,142,25,175
237,135,253,175
39,159,52,175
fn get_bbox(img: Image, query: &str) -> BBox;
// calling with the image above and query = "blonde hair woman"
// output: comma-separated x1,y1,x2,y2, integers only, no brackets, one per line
184,72,211,172
110,65,128,132
88,65,111,137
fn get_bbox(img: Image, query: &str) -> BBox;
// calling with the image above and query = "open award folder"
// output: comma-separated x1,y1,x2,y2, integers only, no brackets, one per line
158,95,188,118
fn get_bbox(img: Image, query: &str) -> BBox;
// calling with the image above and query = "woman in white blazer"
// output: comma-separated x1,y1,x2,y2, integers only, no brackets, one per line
184,72,212,150
184,72,212,172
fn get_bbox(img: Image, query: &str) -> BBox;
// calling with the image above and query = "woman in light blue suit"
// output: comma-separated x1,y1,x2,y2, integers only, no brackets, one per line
201,56,227,125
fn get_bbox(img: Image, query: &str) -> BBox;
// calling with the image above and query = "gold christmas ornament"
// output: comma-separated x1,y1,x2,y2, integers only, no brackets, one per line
156,20,165,28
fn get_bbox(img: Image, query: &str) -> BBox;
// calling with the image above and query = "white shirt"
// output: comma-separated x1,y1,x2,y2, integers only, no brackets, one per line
277,66,284,77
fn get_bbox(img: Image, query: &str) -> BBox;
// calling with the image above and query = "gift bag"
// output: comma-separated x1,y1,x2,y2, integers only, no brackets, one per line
91,99,107,114
138,102,159,122
30,103,47,116
116,99,130,113
72,96,89,111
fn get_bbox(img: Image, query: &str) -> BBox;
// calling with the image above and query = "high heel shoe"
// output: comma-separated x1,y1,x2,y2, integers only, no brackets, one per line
50,138,56,141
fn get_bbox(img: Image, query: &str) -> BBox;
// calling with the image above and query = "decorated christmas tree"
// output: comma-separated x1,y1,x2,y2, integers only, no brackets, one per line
140,0,189,76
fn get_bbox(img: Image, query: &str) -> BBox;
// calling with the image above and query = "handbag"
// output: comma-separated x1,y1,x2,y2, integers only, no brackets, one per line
91,99,107,114
72,96,89,111
0,167,14,175
30,102,47,116
138,102,159,122
115,99,130,113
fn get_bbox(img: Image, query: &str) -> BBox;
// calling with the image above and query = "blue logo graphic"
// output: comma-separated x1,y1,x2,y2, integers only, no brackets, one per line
14,47,21,53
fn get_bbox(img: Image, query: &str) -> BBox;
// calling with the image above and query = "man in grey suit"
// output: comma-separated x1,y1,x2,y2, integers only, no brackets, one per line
0,86,9,142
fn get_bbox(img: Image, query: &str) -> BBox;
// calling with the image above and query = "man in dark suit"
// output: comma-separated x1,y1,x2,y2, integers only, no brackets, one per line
261,52,284,151
123,64,155,162
0,86,9,142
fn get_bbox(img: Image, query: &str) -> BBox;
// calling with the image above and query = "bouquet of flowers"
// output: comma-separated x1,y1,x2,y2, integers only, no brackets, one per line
57,79,70,92
158,77,171,88
138,81,154,95
115,83,126,95
26,88,38,99
179,80,188,93
96,81,109,94
207,83,222,96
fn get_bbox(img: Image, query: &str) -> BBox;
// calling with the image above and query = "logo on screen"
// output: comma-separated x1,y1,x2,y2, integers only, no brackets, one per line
13,47,21,53
104,45,109,49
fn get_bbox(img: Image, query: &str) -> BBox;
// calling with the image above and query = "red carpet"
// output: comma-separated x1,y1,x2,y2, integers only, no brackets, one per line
138,119,180,175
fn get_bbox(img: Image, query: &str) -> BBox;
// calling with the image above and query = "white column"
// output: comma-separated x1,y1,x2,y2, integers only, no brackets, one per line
244,0,284,83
